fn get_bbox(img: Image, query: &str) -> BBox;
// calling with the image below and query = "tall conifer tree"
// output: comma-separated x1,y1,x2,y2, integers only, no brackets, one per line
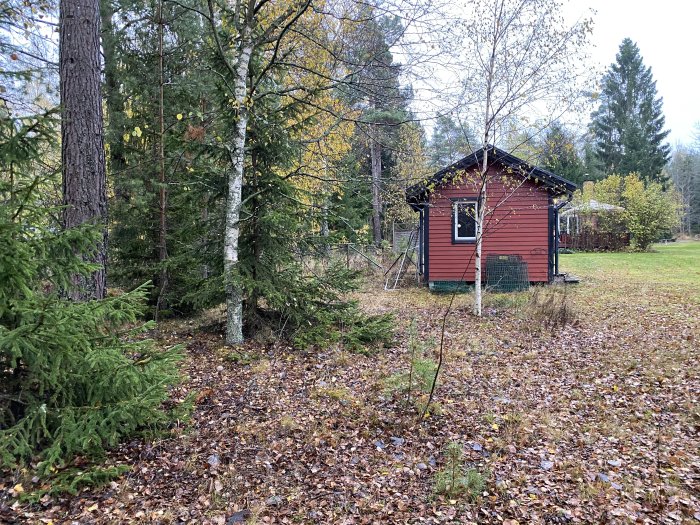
430,115,475,168
539,123,586,186
590,38,670,183
60,0,107,300
344,11,409,246
0,111,182,474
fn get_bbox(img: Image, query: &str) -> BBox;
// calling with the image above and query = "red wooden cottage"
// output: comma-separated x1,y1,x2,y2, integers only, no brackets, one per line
406,145,576,288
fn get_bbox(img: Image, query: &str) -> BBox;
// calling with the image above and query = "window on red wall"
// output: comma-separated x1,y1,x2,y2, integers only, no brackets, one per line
453,200,477,243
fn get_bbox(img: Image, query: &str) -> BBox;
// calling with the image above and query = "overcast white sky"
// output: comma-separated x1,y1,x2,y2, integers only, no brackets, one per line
567,0,700,146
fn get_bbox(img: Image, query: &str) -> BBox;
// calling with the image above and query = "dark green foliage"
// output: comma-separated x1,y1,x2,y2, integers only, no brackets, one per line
102,0,395,352
539,123,586,186
104,0,216,310
590,38,670,183
338,9,413,242
244,260,393,352
582,139,605,182
342,11,407,114
331,159,374,243
18,465,130,501
340,310,394,354
232,75,394,350
668,147,700,235
0,113,182,474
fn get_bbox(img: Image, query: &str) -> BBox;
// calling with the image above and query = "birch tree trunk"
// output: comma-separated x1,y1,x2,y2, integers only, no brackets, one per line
206,0,314,343
473,10,498,317
60,0,107,300
224,35,253,345
474,148,487,317
370,129,382,246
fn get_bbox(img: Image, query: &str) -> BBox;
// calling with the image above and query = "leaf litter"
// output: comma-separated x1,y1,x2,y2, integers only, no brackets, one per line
2,272,699,524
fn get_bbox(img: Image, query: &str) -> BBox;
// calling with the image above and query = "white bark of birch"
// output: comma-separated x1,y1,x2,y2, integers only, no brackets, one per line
474,10,497,318
224,37,253,345
474,147,487,316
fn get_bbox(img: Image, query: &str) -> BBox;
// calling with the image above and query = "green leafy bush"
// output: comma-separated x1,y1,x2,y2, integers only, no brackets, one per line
592,173,681,251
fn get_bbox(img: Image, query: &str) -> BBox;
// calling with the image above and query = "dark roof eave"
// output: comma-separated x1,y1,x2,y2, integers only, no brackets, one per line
405,145,577,207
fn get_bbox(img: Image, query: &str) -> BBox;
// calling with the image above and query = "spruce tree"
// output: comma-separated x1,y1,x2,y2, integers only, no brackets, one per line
103,0,214,313
0,112,182,474
590,38,670,183
539,123,586,185
668,147,700,235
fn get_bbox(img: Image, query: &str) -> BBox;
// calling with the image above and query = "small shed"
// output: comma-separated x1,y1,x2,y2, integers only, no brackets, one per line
405,145,576,288
559,200,629,251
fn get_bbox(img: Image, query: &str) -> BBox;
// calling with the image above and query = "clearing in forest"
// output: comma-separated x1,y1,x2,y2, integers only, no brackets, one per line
7,243,700,524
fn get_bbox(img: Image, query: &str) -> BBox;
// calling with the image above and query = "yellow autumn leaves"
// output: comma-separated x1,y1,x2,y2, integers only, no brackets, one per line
122,113,183,143
123,126,142,143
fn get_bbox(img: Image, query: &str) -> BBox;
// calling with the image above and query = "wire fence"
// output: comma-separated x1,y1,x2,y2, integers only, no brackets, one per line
327,243,387,273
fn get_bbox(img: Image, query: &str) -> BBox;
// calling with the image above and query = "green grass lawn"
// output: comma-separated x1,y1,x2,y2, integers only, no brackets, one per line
560,240,700,291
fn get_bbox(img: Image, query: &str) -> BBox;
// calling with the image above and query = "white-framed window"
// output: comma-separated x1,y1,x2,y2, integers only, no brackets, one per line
453,200,477,243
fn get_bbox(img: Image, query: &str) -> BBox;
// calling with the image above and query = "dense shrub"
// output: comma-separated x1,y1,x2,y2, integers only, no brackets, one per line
592,173,681,250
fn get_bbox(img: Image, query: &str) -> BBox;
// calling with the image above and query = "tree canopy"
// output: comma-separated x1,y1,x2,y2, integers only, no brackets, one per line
538,123,586,186
430,114,475,168
590,38,670,183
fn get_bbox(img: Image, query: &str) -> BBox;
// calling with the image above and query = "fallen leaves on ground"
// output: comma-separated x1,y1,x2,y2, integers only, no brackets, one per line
2,268,699,524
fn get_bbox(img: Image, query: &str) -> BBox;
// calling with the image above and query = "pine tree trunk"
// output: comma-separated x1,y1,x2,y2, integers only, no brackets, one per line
60,0,107,300
100,0,127,202
320,201,329,238
155,0,169,317
247,150,261,322
224,37,253,345
370,129,382,246
201,192,210,279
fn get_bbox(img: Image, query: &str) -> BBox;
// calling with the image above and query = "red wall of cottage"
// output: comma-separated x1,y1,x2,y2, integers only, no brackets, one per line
427,167,551,282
